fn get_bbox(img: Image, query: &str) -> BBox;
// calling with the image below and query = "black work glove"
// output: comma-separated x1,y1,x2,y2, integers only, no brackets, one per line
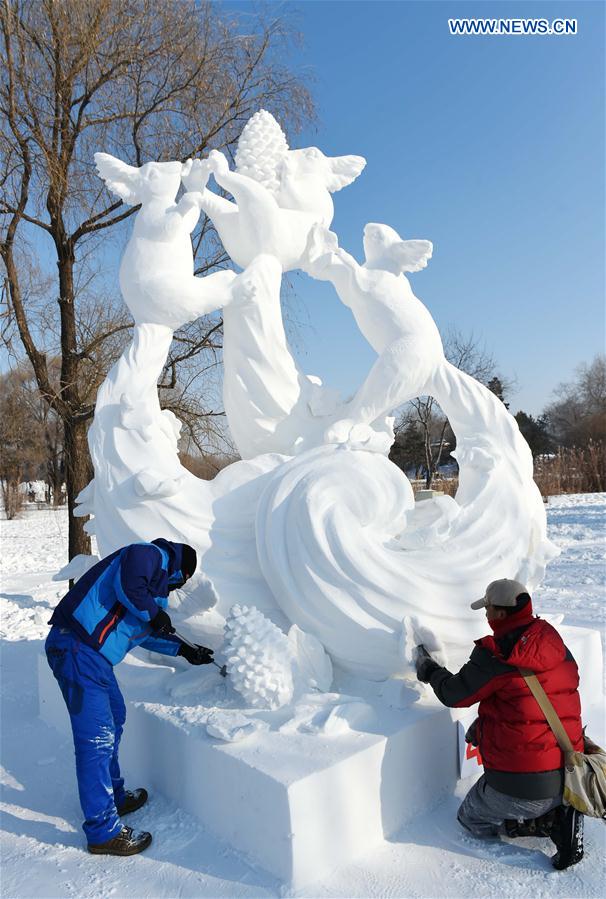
414,644,441,683
465,717,480,746
150,609,175,636
178,643,214,666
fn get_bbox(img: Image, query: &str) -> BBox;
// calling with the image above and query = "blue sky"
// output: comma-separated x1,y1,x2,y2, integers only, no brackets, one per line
6,2,603,418
243,0,605,415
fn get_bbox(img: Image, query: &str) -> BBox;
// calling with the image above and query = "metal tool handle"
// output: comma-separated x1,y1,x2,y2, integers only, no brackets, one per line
173,629,196,649
174,629,227,677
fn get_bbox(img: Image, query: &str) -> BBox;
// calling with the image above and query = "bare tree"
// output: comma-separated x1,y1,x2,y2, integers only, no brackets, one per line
544,354,606,447
23,357,65,503
393,329,509,488
0,367,45,517
0,0,313,559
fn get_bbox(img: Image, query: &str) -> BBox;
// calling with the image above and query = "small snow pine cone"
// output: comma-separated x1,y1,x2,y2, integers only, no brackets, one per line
234,110,289,197
223,604,294,710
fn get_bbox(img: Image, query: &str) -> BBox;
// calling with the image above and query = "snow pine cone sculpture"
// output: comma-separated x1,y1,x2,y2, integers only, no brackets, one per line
224,604,295,709
234,109,288,197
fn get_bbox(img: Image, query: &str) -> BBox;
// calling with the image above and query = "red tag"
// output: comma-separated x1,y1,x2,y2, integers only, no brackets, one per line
466,742,483,766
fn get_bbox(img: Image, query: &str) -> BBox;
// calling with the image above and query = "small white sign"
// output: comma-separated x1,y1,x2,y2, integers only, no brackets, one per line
457,708,484,779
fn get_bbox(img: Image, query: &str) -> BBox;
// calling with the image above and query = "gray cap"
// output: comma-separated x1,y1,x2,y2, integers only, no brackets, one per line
471,578,529,610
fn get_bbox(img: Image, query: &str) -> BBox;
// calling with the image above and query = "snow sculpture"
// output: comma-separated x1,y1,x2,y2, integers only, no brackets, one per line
94,153,236,329
224,604,295,709
81,110,558,685
181,110,365,271
221,254,350,458
255,364,556,678
301,223,440,451
234,109,289,194
223,604,333,710
81,316,285,619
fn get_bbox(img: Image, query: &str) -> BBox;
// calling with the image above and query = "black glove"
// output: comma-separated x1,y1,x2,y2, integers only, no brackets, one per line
178,643,214,666
414,644,441,683
150,609,175,635
465,717,480,746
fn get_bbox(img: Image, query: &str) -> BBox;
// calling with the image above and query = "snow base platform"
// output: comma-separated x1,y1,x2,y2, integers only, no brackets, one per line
38,624,604,890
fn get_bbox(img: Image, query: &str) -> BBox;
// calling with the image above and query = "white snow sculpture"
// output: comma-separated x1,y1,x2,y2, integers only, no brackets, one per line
197,118,388,460
81,109,558,685
53,554,100,583
303,222,442,451
224,604,295,710
234,109,289,194
255,361,558,678
181,110,365,271
82,317,286,622
223,604,333,710
221,253,353,459
94,153,236,329
86,150,290,623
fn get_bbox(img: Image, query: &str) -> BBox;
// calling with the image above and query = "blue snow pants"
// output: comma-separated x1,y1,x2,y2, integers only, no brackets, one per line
45,626,126,844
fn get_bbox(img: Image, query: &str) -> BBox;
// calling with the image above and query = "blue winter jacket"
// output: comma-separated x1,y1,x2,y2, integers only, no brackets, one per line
49,539,187,665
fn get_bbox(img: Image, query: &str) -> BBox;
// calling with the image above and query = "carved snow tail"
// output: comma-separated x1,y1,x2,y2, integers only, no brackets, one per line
235,110,289,197
224,604,294,709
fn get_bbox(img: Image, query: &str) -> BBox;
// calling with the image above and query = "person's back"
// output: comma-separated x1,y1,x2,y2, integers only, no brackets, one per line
49,538,188,665
433,608,583,798
45,538,213,856
415,578,584,870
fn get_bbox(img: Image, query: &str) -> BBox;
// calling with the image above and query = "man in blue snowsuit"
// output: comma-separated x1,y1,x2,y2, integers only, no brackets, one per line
46,538,213,856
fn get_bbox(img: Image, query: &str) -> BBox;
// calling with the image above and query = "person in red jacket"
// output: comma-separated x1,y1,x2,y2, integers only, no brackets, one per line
415,578,584,870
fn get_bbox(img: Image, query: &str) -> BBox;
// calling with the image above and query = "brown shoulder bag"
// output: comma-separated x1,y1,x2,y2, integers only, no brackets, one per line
519,667,606,819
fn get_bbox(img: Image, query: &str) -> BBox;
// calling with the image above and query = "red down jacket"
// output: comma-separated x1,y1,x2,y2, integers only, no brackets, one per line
428,615,583,799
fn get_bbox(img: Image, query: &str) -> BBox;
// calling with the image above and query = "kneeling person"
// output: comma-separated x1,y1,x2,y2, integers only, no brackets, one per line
415,579,584,870
46,539,213,855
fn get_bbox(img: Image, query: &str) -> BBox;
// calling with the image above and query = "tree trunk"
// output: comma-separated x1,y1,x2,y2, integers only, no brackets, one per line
1,477,23,520
56,239,93,558
63,416,92,558
424,432,434,489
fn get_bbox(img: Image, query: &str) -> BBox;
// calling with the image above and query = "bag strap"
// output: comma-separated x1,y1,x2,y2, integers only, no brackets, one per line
518,667,575,755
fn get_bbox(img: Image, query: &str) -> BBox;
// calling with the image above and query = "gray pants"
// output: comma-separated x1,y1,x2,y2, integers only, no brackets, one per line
458,775,562,838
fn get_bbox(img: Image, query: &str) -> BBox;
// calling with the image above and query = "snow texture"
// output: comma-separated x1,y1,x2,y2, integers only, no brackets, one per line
223,604,295,709
222,605,333,710
234,109,289,196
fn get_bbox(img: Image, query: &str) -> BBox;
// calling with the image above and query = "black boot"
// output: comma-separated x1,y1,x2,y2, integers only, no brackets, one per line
117,788,148,816
551,805,584,870
88,825,152,856
504,809,557,838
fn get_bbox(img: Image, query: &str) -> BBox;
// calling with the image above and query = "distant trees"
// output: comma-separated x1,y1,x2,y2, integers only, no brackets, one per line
527,354,606,496
390,330,510,488
533,444,604,496
544,355,606,447
391,334,605,497
487,377,509,409
514,411,553,457
389,420,427,480
0,363,65,516
0,368,41,517
1,0,313,556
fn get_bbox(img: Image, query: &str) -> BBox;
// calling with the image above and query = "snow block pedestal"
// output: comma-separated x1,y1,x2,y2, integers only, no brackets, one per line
38,623,604,889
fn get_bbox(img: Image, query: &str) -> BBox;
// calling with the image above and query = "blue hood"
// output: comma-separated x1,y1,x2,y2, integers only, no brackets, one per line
151,539,184,578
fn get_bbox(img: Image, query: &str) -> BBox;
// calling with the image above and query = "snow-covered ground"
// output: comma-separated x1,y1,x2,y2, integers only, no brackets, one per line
1,495,605,898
